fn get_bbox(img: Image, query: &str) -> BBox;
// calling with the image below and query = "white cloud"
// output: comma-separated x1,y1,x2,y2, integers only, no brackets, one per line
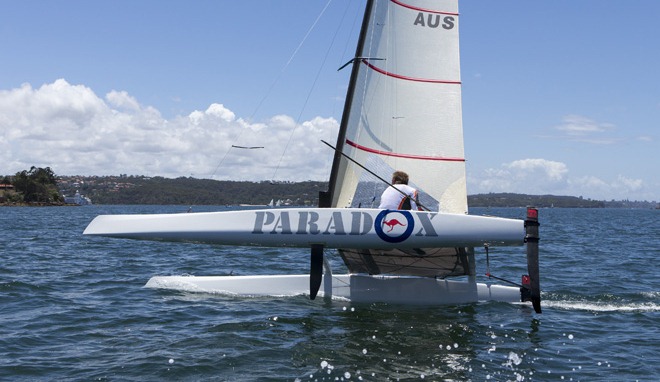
568,175,607,189
105,90,140,111
204,103,236,122
469,158,568,196
555,114,613,136
1,80,655,200
614,175,643,193
565,175,645,200
469,159,653,201
551,114,621,144
0,79,339,181
1,80,105,141
506,158,568,181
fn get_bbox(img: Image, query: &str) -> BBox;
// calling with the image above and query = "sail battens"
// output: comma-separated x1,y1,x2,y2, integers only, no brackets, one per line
328,0,467,213
362,59,461,84
346,139,465,162
390,0,459,16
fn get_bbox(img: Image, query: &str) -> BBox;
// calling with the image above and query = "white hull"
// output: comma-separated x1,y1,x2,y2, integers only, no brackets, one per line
84,208,524,249
144,273,523,305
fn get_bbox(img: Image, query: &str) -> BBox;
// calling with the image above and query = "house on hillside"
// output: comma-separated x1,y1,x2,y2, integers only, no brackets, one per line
0,184,16,203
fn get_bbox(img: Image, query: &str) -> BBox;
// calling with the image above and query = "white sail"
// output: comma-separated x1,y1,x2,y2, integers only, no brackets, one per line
329,0,466,214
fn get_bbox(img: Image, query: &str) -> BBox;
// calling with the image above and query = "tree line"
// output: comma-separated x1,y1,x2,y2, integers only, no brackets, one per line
67,175,327,206
2,168,657,208
1,167,63,205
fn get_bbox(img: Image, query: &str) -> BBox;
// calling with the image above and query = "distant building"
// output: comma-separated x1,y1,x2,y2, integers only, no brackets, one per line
63,190,92,205
0,184,16,203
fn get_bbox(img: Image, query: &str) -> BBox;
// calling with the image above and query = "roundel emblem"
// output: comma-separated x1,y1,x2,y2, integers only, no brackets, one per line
374,210,415,243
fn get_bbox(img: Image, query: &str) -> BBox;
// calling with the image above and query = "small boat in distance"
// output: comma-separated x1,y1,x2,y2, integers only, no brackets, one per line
64,190,92,205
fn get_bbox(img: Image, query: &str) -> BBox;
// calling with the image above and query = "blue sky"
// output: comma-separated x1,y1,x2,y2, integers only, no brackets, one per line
1,1,658,201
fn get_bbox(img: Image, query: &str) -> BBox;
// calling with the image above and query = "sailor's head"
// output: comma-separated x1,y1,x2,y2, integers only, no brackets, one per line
392,171,409,185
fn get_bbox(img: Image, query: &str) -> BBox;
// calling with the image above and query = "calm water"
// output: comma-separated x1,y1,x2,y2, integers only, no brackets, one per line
1,205,658,381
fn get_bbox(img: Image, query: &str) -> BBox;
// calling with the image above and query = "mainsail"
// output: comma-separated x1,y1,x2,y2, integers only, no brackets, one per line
321,0,471,278
322,0,466,214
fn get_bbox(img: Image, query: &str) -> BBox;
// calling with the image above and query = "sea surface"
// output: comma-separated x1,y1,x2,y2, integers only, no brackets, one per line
1,205,658,381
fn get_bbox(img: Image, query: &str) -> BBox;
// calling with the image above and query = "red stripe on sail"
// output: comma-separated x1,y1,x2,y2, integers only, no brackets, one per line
346,139,465,162
362,60,461,84
390,0,459,16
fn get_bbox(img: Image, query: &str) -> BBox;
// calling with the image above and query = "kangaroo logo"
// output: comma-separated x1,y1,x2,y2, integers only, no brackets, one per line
382,218,406,232
374,210,414,243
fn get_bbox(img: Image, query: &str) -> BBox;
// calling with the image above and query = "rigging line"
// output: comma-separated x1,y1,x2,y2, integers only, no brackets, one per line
209,1,334,180
270,0,341,180
337,2,361,69
484,244,523,288
250,0,334,121
486,273,523,288
321,140,430,211
210,147,233,179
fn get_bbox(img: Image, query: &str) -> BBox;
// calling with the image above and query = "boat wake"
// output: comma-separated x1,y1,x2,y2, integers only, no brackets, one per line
542,291,659,312
144,276,209,293
543,300,659,312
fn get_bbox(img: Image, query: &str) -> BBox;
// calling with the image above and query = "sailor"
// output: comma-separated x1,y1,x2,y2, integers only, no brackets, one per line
378,171,421,210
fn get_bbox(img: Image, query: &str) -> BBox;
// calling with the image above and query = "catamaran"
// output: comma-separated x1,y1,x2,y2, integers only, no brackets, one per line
83,0,541,313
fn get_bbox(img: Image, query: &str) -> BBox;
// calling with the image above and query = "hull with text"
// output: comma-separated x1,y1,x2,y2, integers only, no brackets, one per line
83,208,524,248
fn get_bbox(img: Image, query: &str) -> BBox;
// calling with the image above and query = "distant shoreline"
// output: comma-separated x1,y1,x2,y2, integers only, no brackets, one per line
0,202,80,207
3,175,657,208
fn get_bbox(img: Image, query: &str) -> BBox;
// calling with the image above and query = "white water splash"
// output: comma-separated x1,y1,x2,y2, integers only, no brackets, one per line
543,300,660,312
503,352,523,368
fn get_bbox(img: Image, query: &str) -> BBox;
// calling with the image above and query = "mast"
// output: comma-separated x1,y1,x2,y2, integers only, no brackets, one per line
319,0,375,208
312,0,376,301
